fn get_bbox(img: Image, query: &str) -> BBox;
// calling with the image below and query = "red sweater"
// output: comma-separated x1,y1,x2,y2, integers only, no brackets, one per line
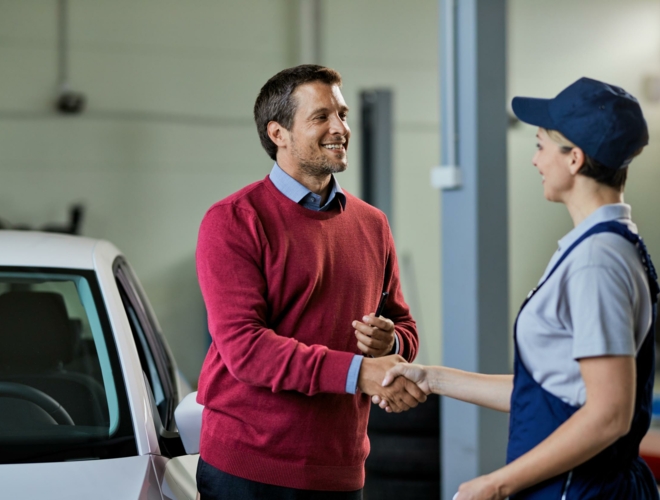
196,176,418,491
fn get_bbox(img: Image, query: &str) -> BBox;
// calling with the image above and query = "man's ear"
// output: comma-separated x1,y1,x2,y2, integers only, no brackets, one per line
267,121,289,149
568,147,585,176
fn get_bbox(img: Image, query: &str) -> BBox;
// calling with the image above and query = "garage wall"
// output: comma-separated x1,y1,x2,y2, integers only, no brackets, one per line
0,0,442,383
322,1,441,367
507,0,660,329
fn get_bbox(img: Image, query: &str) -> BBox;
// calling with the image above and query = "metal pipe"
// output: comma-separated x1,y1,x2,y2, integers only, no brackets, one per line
441,0,457,167
54,0,86,114
57,0,69,91
297,0,322,64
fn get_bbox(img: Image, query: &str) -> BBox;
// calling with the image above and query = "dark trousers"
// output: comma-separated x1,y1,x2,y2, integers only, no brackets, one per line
197,457,363,500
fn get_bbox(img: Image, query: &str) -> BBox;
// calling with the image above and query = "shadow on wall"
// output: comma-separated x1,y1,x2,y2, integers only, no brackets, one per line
142,255,208,389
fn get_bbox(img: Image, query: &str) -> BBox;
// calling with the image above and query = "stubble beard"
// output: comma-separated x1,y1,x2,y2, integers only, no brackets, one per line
291,137,348,177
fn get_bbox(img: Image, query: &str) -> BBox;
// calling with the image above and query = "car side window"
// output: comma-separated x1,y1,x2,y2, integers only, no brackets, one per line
124,298,166,406
113,259,176,429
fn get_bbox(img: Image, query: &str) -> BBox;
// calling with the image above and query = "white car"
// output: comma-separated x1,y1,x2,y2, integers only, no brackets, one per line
0,231,203,499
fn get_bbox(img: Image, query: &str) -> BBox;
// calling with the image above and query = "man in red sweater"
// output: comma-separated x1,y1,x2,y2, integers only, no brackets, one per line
195,65,424,500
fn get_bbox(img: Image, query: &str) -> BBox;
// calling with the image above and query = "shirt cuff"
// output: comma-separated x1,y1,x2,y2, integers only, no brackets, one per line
392,332,400,354
345,355,364,394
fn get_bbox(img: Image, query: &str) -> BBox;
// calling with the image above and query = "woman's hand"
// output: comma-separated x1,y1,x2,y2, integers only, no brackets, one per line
382,363,432,394
371,363,432,410
453,474,504,500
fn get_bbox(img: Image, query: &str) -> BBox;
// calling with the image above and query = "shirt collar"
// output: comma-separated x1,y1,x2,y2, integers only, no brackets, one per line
556,203,633,252
269,163,346,210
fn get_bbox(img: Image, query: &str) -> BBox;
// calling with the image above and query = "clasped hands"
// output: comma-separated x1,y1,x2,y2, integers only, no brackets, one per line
353,313,430,413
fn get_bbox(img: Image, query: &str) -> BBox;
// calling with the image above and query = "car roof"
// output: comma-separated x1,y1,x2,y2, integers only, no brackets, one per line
0,230,121,270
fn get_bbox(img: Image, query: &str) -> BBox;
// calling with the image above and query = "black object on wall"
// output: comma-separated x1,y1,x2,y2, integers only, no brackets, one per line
361,89,393,229
41,203,85,235
364,394,440,499
0,203,85,235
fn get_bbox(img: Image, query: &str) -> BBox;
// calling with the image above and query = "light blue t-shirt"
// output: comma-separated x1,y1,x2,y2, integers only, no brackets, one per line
517,204,652,406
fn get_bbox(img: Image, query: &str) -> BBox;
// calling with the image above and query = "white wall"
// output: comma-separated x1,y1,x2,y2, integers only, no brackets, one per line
0,0,442,382
322,0,441,366
508,0,660,328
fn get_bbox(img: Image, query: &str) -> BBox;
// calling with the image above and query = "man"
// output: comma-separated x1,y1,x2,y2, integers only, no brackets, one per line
195,64,424,500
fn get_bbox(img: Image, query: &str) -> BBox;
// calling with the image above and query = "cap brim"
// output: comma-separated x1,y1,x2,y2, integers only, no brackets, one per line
512,97,556,129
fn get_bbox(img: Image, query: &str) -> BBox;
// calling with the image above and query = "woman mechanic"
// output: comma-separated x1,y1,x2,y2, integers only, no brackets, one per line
378,78,660,499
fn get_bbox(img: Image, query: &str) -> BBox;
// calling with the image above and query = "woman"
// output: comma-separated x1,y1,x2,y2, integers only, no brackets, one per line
379,77,659,499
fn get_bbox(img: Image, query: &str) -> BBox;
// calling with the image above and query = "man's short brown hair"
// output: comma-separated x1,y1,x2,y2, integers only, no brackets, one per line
254,65,342,161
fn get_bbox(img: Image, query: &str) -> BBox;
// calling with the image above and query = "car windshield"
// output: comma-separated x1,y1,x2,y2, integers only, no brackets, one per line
0,267,137,463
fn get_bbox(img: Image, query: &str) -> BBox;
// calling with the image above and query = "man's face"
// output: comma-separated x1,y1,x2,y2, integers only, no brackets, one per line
285,81,351,177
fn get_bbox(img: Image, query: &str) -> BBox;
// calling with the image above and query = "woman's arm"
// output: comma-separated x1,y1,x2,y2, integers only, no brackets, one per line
379,364,513,413
455,355,635,500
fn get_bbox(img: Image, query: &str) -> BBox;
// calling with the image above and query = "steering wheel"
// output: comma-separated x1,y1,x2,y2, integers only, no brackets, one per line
0,382,75,425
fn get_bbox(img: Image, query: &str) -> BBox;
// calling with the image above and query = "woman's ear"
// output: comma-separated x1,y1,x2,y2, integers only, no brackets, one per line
267,121,289,148
568,147,585,176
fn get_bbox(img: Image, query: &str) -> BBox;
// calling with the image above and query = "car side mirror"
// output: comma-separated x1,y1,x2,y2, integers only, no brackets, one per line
174,391,203,455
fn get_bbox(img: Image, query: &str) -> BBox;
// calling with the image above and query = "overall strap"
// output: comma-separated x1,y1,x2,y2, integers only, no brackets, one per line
509,220,660,498
537,220,659,302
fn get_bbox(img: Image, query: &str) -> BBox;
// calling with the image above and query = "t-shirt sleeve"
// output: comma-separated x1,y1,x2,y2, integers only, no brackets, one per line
564,264,636,360
196,203,354,396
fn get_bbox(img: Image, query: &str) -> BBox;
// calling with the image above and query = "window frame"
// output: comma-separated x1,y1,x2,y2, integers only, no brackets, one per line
112,257,178,431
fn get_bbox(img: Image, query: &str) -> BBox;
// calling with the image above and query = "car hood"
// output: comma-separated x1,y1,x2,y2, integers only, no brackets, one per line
0,455,163,500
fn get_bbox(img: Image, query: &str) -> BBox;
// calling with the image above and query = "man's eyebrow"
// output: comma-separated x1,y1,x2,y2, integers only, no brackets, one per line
309,107,329,116
308,105,350,116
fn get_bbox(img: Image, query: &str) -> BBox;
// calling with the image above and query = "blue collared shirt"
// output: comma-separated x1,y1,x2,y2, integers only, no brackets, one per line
269,163,346,211
268,164,372,394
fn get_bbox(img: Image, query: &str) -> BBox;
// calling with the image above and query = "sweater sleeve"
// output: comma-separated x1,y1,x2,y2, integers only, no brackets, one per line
382,227,419,362
196,204,354,395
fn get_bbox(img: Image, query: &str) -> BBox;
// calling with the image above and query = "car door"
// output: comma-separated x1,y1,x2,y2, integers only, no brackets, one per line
113,258,179,434
115,258,199,499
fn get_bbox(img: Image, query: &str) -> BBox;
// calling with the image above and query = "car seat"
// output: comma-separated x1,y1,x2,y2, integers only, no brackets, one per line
0,291,108,427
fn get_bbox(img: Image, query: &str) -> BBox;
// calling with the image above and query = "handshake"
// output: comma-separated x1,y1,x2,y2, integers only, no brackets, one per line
357,355,431,413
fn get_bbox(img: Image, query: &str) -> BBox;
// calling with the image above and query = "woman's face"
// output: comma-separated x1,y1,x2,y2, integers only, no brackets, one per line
532,128,575,203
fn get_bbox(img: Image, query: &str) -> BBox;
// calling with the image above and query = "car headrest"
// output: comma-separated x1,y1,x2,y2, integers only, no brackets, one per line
0,291,75,372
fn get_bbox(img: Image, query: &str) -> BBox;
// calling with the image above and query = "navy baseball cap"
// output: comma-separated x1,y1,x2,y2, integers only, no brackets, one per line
512,77,648,169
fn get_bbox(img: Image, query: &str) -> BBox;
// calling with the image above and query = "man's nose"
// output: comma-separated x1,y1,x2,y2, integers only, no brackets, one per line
329,114,350,136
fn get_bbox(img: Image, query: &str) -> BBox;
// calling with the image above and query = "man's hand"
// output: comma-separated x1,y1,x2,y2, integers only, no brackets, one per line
357,355,427,413
353,314,396,357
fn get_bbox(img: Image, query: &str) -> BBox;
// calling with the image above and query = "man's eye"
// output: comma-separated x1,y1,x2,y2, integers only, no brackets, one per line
316,115,327,120
340,114,348,120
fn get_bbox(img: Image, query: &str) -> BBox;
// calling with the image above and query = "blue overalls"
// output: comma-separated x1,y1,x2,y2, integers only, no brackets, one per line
507,221,660,499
